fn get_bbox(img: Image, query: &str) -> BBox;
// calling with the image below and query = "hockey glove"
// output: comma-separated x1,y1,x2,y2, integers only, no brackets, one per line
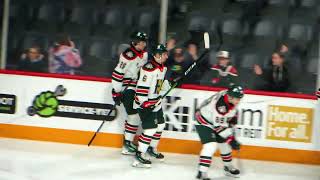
226,136,241,150
141,101,156,113
112,89,122,106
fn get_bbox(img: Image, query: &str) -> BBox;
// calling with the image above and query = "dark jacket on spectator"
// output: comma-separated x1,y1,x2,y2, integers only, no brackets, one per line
17,54,47,73
165,56,190,83
256,65,290,92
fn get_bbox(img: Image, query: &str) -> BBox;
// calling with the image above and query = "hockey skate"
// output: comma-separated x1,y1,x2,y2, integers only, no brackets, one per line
147,147,164,162
224,165,240,178
196,171,211,180
132,151,152,168
121,140,137,155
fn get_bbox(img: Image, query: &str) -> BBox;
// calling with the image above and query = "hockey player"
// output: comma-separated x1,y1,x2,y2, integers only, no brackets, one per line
111,31,148,155
132,44,170,168
195,85,244,179
316,88,320,100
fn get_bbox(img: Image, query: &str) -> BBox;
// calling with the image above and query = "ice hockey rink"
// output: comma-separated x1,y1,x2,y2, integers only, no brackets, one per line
0,138,319,180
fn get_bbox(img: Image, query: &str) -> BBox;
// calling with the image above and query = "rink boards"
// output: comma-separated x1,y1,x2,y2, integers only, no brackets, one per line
0,70,319,164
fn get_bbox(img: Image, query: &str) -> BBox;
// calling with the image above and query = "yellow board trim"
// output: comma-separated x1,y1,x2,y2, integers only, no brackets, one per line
0,123,319,165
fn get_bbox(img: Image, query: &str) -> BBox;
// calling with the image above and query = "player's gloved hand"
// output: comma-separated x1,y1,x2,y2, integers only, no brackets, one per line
226,136,241,150
112,89,122,106
141,101,156,112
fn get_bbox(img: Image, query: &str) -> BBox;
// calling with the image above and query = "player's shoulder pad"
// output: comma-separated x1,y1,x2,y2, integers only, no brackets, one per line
122,48,138,60
142,62,157,72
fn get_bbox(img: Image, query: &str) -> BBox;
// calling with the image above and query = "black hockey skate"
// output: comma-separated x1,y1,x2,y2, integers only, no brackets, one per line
224,166,240,178
196,171,211,180
132,151,152,168
121,140,137,155
147,147,164,161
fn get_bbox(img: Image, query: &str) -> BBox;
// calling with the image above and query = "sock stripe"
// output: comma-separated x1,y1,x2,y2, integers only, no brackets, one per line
221,153,231,157
138,139,151,145
125,122,139,131
125,122,139,128
125,130,136,134
139,134,152,144
221,153,232,161
222,159,232,162
199,163,211,167
199,155,212,168
153,132,162,137
221,153,232,162
125,125,138,132
200,159,212,164
200,156,212,160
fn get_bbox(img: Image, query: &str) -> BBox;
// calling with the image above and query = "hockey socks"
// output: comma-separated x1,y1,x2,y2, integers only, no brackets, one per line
133,129,157,168
122,115,140,155
124,114,140,142
197,142,217,178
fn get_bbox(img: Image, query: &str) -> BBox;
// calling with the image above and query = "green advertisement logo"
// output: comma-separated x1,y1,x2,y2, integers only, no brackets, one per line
27,85,66,117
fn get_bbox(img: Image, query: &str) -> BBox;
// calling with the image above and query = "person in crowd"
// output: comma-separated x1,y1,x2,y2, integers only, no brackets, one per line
48,34,82,75
253,52,290,92
17,46,47,72
183,41,210,84
166,36,177,52
186,41,199,61
166,46,190,84
210,51,239,87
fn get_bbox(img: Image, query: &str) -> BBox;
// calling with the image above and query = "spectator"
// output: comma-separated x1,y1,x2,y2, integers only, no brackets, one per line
275,43,290,58
184,41,210,84
166,36,177,52
17,46,47,72
166,46,190,83
210,51,238,87
253,52,290,92
186,41,198,61
48,35,82,75
166,36,178,60
279,44,289,54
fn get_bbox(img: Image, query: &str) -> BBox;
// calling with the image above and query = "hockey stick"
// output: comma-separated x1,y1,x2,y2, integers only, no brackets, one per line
87,83,131,146
161,32,210,98
87,104,116,146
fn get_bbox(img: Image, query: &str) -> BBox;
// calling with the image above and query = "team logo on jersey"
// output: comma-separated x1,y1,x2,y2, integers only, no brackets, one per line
218,106,227,113
145,63,153,69
126,51,134,58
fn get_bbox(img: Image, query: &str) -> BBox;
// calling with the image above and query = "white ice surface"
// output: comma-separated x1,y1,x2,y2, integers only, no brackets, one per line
0,138,319,180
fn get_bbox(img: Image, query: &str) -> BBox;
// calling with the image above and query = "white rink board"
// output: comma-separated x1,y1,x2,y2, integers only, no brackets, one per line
0,74,319,151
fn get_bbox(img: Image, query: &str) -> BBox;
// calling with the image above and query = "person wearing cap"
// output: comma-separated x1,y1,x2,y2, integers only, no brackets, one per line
194,84,244,179
111,31,148,155
132,44,171,168
210,51,239,87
